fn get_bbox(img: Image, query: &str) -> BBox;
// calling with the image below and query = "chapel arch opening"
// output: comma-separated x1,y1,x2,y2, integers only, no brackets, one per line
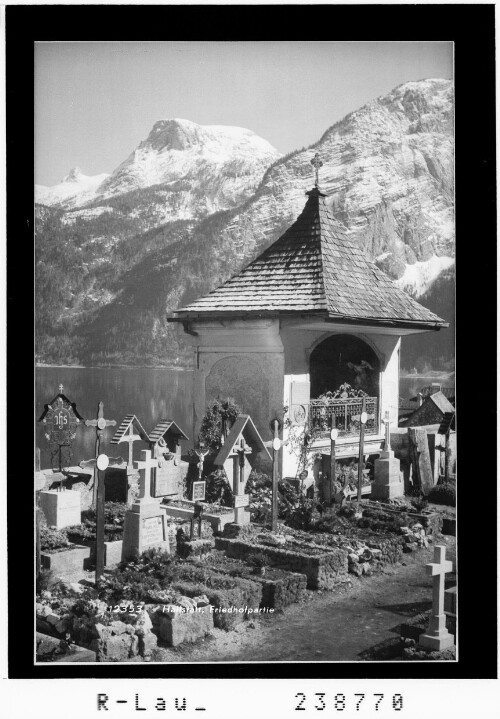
309,334,380,399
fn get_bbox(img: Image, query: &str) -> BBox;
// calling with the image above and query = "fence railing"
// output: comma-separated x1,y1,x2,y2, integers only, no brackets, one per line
308,396,379,439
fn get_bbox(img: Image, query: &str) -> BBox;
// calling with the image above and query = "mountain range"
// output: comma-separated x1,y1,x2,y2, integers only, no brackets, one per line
35,78,454,372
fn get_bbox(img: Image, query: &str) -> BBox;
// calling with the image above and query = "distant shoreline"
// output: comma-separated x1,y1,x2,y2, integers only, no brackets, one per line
35,364,193,371
400,372,454,381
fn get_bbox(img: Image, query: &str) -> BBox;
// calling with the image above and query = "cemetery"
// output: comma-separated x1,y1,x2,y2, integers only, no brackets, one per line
35,169,456,663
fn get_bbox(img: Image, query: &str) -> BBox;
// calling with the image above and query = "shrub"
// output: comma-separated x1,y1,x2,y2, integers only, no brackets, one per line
247,552,270,568
67,502,127,543
36,568,63,594
247,471,272,523
427,483,456,506
356,508,409,534
410,497,429,513
204,468,233,505
198,397,241,454
40,526,70,552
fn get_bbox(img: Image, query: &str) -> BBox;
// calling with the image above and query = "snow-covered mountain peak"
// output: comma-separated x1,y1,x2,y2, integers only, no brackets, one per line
63,166,84,183
35,169,110,209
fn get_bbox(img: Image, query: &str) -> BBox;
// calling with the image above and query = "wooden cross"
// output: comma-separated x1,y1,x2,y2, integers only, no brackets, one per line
121,425,142,468
135,449,159,502
357,397,367,505
419,545,454,649
311,152,323,188
78,452,121,581
234,436,252,481
271,419,281,532
84,402,117,506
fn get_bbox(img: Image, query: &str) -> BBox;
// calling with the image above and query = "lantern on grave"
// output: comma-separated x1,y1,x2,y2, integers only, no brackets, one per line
147,419,189,499
214,414,271,526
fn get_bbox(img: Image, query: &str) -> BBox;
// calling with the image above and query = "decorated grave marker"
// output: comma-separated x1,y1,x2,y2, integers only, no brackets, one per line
110,414,149,472
214,415,271,526
121,449,170,561
38,386,86,528
419,545,455,651
38,384,84,477
148,420,189,499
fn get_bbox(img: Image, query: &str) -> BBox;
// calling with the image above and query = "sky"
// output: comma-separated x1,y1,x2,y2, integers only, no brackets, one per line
35,41,453,187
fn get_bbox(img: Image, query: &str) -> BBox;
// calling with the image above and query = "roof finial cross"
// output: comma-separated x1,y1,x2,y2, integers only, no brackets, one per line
58,384,64,395
311,152,323,188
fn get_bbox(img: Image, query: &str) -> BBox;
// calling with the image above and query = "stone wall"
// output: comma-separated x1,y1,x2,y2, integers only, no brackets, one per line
215,537,348,589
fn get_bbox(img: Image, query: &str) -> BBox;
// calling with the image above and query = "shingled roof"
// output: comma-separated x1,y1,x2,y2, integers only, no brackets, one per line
171,187,447,329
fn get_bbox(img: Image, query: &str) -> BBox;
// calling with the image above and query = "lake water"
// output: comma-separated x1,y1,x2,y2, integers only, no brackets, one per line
35,367,194,470
35,367,452,470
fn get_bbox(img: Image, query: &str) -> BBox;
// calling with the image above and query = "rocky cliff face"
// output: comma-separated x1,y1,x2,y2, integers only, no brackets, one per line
35,79,454,368
205,79,453,294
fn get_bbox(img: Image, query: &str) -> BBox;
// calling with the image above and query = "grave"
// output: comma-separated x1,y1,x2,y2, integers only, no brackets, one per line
372,413,404,500
214,414,271,526
148,420,189,500
121,450,170,561
108,414,149,503
419,545,455,651
39,489,81,530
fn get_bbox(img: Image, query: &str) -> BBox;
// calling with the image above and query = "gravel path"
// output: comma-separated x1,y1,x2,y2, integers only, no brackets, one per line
153,536,456,663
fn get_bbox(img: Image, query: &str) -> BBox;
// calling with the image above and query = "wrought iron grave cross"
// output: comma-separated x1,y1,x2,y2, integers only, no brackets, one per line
311,152,323,188
85,402,116,505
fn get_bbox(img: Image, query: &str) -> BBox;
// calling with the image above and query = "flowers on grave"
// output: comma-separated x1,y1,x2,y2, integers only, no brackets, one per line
40,525,72,553
66,502,127,544
203,468,233,506
197,397,242,455
246,471,273,523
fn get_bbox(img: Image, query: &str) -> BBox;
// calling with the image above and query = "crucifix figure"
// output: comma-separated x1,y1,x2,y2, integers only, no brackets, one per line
194,441,210,481
85,401,117,506
234,436,252,486
311,152,323,188
419,544,455,651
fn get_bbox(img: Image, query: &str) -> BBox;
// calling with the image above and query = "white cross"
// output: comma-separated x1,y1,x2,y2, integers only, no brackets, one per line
383,410,391,451
135,449,158,501
118,425,142,467
426,544,453,617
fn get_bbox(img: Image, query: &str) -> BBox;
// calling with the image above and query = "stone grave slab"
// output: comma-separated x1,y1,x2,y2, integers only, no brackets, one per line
39,489,81,529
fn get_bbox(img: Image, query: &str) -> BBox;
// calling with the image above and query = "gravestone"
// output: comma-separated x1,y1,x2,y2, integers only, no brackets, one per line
121,450,170,561
419,545,455,651
39,489,81,529
408,426,434,495
214,415,271,526
148,420,189,499
372,413,404,500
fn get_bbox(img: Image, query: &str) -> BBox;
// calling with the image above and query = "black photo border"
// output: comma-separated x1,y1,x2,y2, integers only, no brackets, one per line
6,2,497,680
